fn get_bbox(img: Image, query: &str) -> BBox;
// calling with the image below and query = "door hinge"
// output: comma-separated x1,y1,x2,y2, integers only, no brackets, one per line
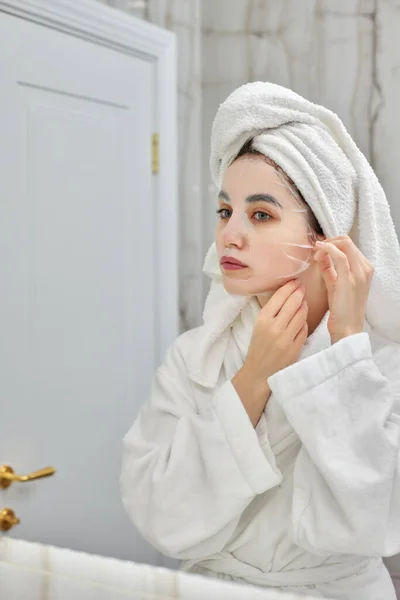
152,133,159,174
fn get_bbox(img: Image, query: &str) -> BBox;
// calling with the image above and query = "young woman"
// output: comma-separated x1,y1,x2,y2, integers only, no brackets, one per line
120,82,400,599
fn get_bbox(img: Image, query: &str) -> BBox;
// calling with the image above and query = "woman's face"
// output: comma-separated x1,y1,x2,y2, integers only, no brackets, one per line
215,155,316,297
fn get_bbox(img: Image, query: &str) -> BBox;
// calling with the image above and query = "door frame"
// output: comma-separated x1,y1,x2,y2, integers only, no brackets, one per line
0,0,179,364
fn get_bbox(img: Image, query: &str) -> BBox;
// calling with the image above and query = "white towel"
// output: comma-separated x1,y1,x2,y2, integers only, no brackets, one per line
187,81,400,387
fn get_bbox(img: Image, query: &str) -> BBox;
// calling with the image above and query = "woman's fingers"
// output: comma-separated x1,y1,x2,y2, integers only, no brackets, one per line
263,278,301,317
318,235,373,280
314,242,338,284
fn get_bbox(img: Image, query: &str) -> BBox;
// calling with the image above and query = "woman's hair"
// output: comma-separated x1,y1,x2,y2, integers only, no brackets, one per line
234,139,324,240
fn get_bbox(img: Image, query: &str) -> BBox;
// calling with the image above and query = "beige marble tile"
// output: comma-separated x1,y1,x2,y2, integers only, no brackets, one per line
147,0,196,27
203,0,249,33
203,32,248,83
311,1,374,159
369,0,400,230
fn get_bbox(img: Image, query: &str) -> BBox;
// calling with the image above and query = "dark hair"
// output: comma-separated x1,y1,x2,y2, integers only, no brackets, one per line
235,139,324,239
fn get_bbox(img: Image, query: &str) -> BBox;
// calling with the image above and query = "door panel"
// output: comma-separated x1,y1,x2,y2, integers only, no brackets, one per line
0,10,160,564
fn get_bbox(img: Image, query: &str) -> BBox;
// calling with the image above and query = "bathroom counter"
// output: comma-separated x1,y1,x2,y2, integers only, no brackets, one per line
0,536,332,600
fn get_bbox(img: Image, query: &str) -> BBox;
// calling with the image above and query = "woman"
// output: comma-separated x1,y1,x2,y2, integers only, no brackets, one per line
120,82,400,599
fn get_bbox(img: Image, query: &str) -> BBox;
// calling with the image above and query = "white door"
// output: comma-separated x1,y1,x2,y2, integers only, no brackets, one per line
0,2,177,565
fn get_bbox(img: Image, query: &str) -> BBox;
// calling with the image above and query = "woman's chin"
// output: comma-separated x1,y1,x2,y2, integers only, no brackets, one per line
222,278,277,297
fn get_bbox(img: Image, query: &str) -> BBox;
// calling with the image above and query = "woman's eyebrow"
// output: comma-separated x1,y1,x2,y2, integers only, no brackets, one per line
218,190,283,209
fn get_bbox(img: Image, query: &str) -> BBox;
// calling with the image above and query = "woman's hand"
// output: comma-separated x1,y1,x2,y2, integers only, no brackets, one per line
313,235,374,343
232,278,309,427
244,279,309,382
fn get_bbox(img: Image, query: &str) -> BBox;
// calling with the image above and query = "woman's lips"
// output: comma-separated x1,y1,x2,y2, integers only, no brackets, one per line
222,263,248,270
220,257,249,270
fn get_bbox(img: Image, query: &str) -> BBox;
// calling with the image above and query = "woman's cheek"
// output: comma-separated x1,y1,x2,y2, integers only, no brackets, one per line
251,244,302,283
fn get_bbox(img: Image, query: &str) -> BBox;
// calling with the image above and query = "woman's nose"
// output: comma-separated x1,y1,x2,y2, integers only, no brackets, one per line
223,229,245,247
222,220,247,247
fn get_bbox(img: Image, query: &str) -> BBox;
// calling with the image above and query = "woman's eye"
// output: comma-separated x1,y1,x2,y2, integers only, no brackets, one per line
216,208,231,219
253,211,271,221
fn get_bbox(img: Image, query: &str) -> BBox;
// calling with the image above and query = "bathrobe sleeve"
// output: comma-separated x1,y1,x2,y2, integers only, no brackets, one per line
267,332,400,557
120,334,282,560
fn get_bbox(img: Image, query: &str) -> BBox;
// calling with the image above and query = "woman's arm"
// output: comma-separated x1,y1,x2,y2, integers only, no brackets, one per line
232,367,271,427
267,331,400,557
120,336,282,560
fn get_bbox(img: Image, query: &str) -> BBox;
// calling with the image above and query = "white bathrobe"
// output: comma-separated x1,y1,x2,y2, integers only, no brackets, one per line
120,306,400,600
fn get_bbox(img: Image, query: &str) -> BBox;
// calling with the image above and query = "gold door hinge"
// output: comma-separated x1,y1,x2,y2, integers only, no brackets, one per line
152,133,159,174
